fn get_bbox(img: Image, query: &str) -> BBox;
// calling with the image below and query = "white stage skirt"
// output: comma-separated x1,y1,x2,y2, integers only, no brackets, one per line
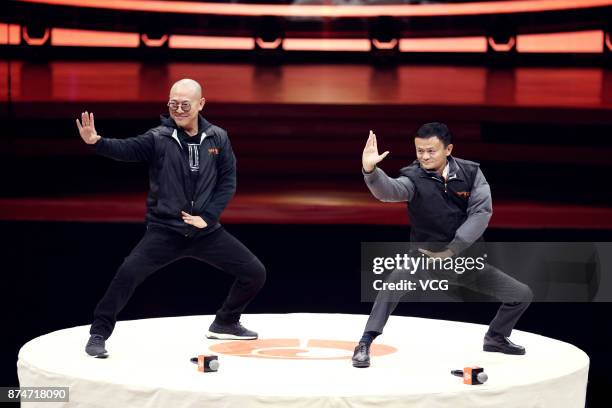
18,313,588,407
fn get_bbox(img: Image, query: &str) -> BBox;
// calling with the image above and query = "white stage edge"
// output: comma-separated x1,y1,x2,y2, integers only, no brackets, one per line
18,313,588,407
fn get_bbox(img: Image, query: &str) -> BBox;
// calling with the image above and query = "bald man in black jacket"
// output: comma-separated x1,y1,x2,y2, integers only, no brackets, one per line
77,79,266,358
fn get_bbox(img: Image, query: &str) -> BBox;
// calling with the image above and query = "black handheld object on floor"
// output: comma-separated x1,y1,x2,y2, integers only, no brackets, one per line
190,355,220,372
451,367,488,384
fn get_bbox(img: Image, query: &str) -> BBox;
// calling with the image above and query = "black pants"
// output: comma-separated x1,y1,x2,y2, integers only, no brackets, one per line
90,225,266,339
365,263,533,338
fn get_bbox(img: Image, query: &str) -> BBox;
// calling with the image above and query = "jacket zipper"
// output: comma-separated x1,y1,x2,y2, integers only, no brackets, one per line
430,176,457,193
189,132,210,214
176,126,212,217
429,176,448,193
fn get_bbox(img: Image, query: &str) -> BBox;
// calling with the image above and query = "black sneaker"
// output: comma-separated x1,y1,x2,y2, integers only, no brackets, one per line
85,334,108,358
206,321,258,340
483,334,526,355
352,342,371,368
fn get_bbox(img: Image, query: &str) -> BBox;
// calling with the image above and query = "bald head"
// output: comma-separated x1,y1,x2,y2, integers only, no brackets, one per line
168,78,205,134
169,78,202,99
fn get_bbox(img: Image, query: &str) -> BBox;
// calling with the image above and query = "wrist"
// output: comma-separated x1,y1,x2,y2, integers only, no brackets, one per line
363,165,375,174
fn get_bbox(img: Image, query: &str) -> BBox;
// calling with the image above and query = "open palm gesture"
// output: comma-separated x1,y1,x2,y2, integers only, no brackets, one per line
76,111,101,145
362,130,389,172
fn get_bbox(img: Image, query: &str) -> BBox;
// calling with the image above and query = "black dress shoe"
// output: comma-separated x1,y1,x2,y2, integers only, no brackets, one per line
483,334,526,355
352,342,371,368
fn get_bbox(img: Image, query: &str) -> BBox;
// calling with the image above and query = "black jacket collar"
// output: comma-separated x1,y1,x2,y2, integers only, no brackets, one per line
160,113,212,135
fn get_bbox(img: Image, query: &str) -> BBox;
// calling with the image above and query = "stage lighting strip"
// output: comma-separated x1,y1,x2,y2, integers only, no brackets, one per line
1,25,603,53
0,24,21,44
13,0,612,17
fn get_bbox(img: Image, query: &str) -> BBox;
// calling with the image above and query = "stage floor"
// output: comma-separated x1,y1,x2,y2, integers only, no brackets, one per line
18,313,588,408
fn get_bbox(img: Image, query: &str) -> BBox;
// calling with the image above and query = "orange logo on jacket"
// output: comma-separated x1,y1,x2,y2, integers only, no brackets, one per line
208,147,219,155
455,191,470,199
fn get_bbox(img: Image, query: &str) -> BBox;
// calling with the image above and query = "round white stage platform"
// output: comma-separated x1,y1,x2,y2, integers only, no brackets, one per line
18,313,588,408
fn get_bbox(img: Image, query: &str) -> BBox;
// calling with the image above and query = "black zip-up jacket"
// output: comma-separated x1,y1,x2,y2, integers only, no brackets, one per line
94,114,236,237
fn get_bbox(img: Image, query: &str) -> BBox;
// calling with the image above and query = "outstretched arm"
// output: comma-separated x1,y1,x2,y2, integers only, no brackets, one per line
362,130,414,202
76,111,154,162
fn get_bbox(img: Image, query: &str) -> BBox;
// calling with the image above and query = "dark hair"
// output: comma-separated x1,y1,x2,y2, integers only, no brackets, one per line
415,122,452,147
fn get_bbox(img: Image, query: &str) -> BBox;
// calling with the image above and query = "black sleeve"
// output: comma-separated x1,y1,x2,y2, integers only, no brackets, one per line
200,130,237,225
94,130,155,162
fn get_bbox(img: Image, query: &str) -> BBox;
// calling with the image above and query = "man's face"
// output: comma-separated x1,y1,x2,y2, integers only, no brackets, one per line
168,86,205,130
414,136,453,173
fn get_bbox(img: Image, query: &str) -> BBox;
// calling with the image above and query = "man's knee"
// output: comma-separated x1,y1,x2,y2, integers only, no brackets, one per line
113,256,148,288
508,283,533,304
521,284,534,303
240,257,266,290
252,258,267,289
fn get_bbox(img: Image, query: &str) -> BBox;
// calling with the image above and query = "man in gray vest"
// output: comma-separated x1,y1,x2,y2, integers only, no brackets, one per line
352,122,533,368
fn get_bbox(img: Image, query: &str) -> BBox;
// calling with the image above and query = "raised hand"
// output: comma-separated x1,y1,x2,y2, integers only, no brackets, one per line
76,111,101,145
362,130,389,173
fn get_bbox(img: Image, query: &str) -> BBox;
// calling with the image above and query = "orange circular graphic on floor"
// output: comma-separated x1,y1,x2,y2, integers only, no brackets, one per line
209,338,397,360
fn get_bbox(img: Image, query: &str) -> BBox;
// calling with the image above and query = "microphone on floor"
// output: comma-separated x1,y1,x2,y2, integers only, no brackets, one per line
190,355,220,372
451,367,488,385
